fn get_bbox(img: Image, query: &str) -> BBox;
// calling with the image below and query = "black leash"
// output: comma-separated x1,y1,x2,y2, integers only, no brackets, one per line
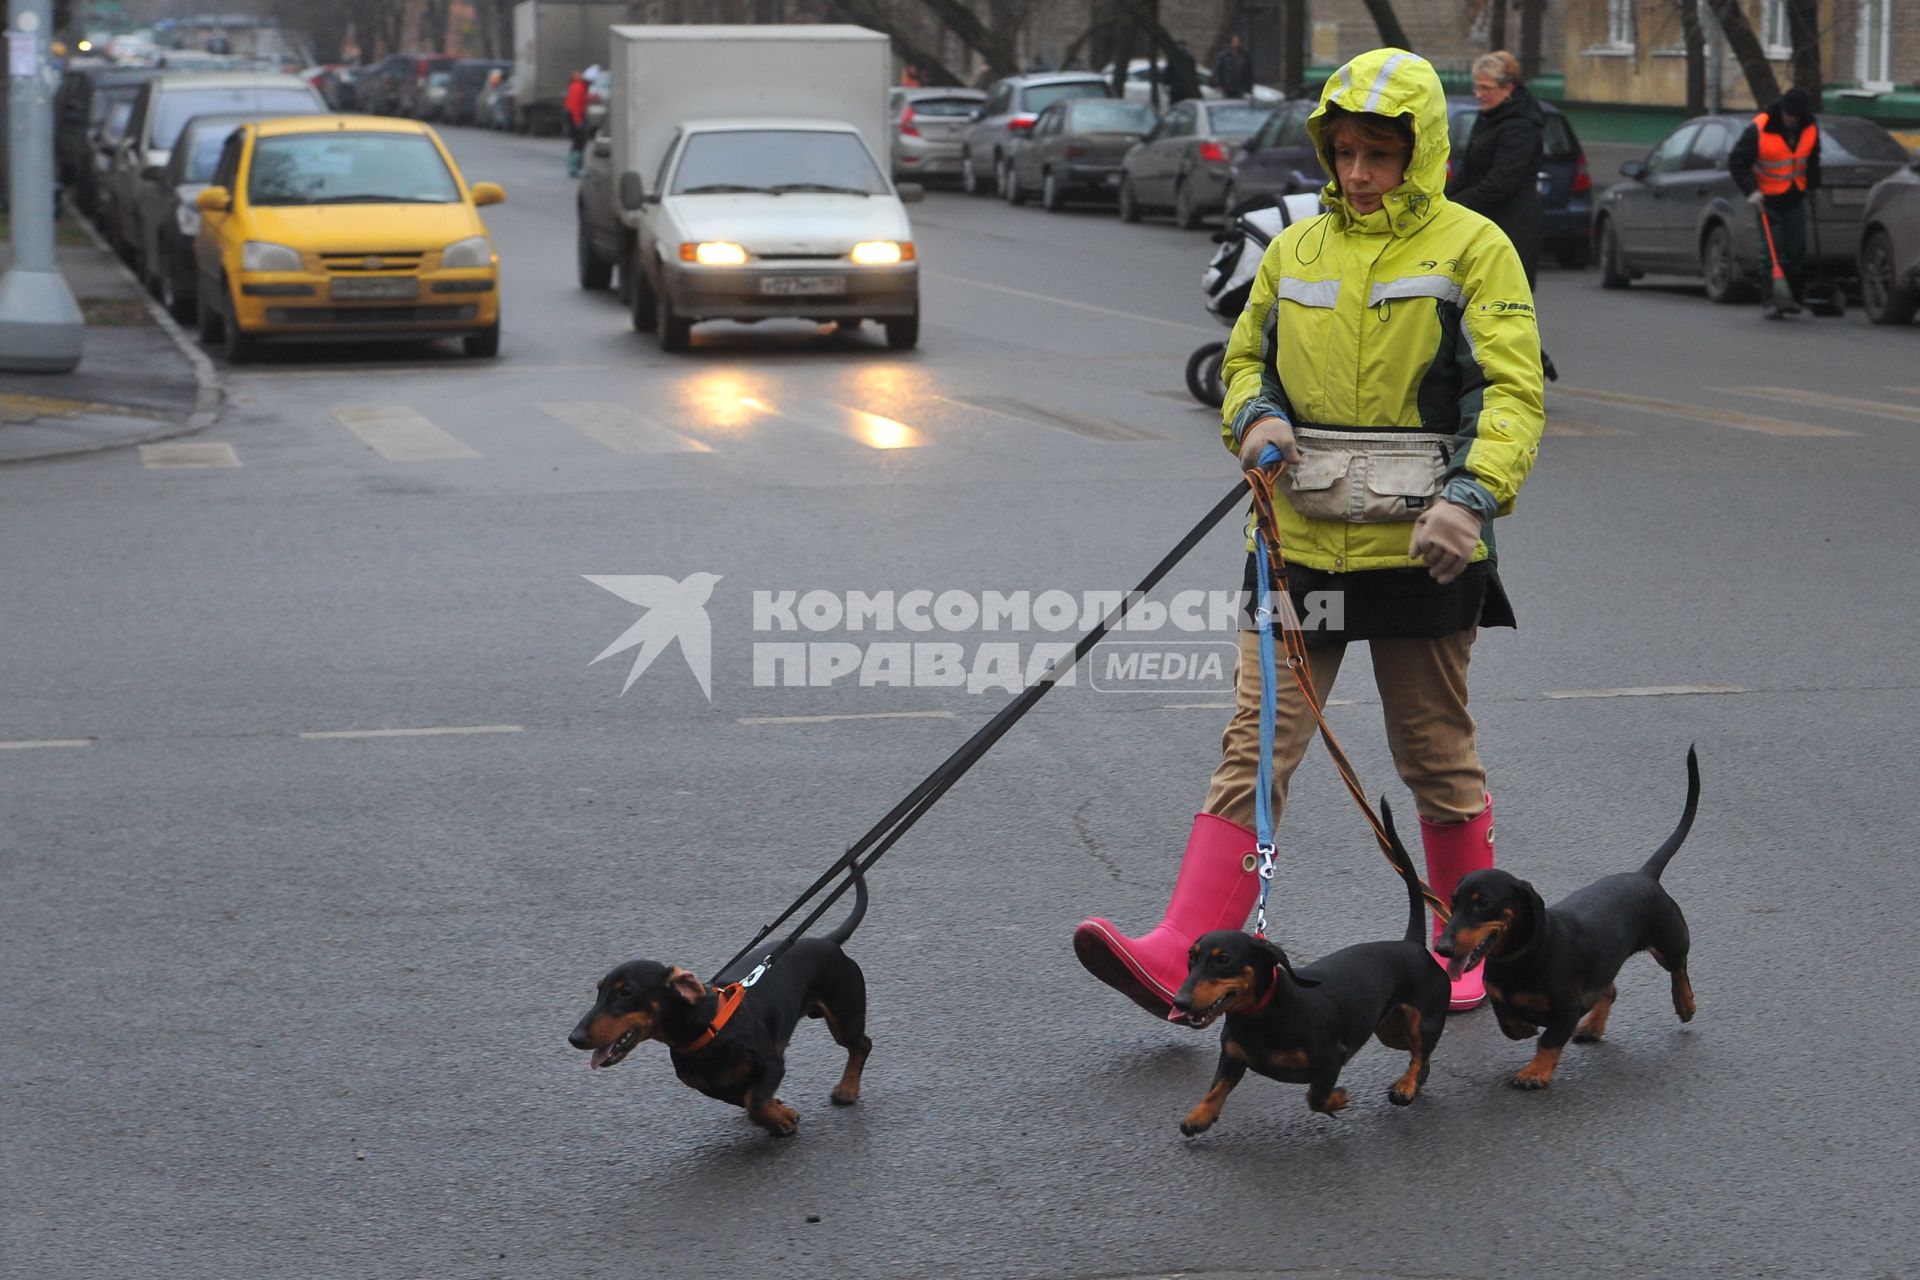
715,479,1254,980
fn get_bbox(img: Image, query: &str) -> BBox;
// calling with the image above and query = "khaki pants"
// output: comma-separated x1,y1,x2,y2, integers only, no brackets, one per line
1201,628,1487,831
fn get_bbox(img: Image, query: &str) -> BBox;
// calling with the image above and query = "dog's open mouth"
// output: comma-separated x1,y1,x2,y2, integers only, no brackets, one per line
589,1027,643,1070
1169,992,1235,1029
1447,933,1498,980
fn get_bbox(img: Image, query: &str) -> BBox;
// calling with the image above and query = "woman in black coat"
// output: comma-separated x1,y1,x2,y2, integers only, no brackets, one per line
1447,50,1554,377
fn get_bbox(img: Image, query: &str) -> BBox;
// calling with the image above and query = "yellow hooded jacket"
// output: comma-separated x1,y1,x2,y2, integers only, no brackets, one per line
1220,49,1544,571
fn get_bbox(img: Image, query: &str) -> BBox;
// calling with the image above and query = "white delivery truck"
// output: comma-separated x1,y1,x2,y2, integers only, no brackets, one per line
512,0,632,135
606,24,921,352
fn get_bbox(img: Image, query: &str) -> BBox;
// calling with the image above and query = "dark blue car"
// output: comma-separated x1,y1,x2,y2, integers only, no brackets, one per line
1446,96,1592,269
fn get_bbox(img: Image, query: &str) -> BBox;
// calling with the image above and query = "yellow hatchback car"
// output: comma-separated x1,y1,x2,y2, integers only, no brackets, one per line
192,116,505,361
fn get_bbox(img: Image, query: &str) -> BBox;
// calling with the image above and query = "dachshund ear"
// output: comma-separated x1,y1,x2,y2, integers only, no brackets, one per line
1255,937,1321,988
665,967,707,1004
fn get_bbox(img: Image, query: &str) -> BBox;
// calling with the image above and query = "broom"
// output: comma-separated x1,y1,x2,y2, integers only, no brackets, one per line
1757,204,1797,313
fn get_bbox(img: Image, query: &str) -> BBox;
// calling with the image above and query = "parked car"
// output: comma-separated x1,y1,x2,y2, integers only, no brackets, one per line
191,115,505,361
107,70,328,271
889,87,985,183
315,64,360,111
86,95,139,231
137,111,255,322
54,63,156,198
443,60,508,126
358,52,454,117
1005,96,1155,209
1445,95,1592,269
1222,96,1322,212
479,71,516,131
1592,112,1910,300
959,71,1112,196
1118,98,1271,228
1858,155,1920,324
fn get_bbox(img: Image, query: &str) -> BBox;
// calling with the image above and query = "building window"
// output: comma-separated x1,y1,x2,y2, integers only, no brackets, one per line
1856,0,1892,90
1605,0,1637,51
1760,0,1791,60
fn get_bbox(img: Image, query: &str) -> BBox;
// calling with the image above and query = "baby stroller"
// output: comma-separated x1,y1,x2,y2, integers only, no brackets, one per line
1186,192,1323,407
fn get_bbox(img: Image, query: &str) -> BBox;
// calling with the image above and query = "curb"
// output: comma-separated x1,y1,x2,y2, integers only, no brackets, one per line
0,203,226,466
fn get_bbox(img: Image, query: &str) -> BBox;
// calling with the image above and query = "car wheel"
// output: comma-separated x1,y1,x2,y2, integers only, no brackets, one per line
1003,159,1025,206
1597,218,1630,290
196,287,223,345
629,256,657,332
884,310,919,351
221,285,255,364
1042,169,1063,212
961,152,983,196
1860,227,1919,326
1701,222,1751,305
1118,174,1141,223
577,217,612,290
1185,341,1226,408
1555,239,1592,270
1174,178,1202,230
159,249,193,324
657,289,691,352
464,322,501,358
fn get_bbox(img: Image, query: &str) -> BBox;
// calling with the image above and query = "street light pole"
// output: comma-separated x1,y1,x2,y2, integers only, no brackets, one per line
0,0,84,372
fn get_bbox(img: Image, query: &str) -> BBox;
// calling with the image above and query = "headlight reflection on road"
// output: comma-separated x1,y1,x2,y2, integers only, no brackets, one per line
680,372,777,435
842,408,920,450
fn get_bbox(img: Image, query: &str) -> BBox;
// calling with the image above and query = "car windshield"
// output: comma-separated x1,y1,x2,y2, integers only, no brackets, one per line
906,96,980,118
1024,81,1109,112
153,87,318,150
247,132,462,205
1070,100,1155,132
182,121,245,181
1820,117,1908,163
1206,104,1270,137
672,130,887,196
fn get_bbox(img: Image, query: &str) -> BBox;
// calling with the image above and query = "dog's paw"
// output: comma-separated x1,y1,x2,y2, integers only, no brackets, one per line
1309,1088,1349,1115
1509,1070,1553,1091
1387,1083,1417,1106
1179,1108,1217,1137
1572,1028,1603,1044
829,1084,859,1106
751,1100,800,1135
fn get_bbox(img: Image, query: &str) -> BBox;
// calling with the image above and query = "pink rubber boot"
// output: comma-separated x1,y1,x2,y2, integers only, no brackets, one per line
1073,813,1260,1018
1420,796,1496,1012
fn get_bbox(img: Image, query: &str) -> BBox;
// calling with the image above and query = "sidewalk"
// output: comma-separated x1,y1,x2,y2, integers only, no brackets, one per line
0,210,219,464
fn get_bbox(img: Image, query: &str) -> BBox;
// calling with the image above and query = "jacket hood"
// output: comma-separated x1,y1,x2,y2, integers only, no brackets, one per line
1306,48,1450,236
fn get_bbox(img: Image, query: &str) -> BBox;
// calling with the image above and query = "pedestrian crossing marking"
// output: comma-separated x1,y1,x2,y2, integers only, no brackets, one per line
330,406,481,461
937,394,1161,442
139,442,240,468
1720,386,1920,425
536,402,712,454
1550,387,1852,438
773,400,926,449
1543,419,1624,437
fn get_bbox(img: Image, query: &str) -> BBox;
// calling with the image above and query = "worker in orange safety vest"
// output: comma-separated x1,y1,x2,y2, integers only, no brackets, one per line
1729,88,1830,319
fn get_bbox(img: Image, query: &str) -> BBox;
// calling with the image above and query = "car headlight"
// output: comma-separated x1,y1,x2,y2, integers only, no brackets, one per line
174,204,201,237
441,235,493,269
850,240,911,265
241,241,302,272
683,241,748,266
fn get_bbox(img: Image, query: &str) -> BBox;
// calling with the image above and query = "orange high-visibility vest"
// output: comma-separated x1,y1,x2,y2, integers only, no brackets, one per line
1752,112,1817,196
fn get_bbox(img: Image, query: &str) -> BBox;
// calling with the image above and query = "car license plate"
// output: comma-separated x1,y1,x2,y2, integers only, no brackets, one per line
332,276,418,301
761,275,846,296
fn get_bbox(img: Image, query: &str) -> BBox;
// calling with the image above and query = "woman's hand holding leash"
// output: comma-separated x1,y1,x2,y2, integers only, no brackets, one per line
1408,500,1483,584
1238,416,1300,470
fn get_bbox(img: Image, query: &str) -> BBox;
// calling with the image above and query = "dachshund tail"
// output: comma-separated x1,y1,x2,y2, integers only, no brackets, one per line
1640,746,1701,882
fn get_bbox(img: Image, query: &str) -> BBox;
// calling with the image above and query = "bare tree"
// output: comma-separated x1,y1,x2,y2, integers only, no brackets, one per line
1702,0,1782,106
1280,0,1304,95
1672,0,1707,113
1359,0,1409,49
1483,0,1508,51
825,0,968,84
1786,0,1820,97
1514,0,1544,79
914,0,1020,77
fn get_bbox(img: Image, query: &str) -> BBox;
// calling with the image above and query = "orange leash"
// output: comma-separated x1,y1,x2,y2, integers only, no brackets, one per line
677,982,746,1054
1243,462,1451,923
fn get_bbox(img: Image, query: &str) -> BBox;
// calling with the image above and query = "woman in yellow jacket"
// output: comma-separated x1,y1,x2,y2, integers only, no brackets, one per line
1075,49,1544,1017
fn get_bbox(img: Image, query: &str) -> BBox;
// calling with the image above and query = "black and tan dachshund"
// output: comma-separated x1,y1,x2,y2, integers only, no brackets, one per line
1170,802,1450,1131
568,867,871,1136
1436,747,1700,1090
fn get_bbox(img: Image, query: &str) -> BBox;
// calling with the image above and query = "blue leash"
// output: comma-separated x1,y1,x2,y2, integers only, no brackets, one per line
1249,443,1286,938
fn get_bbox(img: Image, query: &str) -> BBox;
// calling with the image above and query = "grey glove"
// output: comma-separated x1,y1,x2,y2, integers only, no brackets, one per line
1237,416,1300,470
1746,189,1766,208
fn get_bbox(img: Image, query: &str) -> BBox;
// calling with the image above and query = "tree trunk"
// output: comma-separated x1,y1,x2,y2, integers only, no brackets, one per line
1281,0,1304,95
916,0,1020,78
1786,0,1820,97
1702,0,1782,106
1112,0,1200,102
1515,0,1545,80
1675,0,1706,114
1358,0,1409,50
1486,0,1507,52
823,0,968,87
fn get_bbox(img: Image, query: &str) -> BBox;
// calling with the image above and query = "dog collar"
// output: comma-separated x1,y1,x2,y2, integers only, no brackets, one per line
678,982,745,1054
1240,967,1282,1016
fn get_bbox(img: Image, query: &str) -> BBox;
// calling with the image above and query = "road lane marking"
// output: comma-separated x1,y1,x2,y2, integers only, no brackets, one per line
924,272,1217,336
1719,386,1920,424
1543,419,1625,437
537,401,712,454
139,442,240,468
299,724,524,739
781,401,926,450
0,738,95,750
937,394,1161,442
1550,386,1852,438
1542,684,1745,700
736,710,957,725
330,406,481,460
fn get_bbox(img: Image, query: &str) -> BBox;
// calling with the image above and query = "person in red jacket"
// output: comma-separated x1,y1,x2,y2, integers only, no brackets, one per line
564,69,590,177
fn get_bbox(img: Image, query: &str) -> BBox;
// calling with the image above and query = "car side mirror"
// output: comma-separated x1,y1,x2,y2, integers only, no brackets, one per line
591,135,611,158
1620,159,1648,181
470,181,505,206
194,186,230,213
896,182,925,204
618,171,646,210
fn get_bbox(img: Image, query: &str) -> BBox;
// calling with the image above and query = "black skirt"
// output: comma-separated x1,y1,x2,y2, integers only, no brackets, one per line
1240,553,1515,649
